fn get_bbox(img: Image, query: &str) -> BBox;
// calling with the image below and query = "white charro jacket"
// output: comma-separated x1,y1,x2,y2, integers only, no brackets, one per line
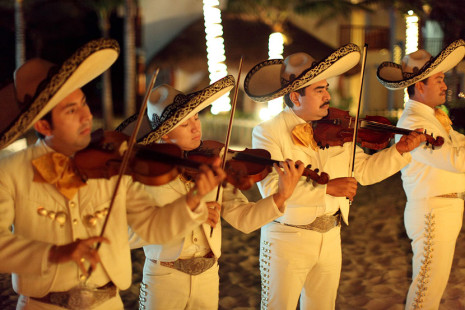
0,140,207,297
129,177,283,261
396,99,465,201
252,106,411,225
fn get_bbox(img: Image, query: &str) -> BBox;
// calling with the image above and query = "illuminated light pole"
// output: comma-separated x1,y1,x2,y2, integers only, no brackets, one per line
404,10,419,104
259,32,285,121
203,0,230,114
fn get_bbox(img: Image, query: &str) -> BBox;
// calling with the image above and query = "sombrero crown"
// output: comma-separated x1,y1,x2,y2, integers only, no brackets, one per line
377,39,465,90
244,43,361,102
0,38,120,150
116,75,235,144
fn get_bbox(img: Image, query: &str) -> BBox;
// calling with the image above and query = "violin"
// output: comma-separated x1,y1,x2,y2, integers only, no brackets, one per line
74,130,204,186
312,107,444,150
185,140,330,188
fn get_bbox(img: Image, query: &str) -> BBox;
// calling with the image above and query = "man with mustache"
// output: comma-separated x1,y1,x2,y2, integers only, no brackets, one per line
377,40,465,309
244,45,426,309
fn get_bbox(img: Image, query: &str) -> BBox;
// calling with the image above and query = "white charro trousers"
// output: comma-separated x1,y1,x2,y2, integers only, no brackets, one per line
138,257,219,310
404,197,464,310
260,221,342,310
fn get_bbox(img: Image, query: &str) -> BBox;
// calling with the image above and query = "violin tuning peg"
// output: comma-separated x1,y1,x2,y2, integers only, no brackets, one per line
314,168,319,173
325,144,329,149
306,164,312,169
306,175,312,183
432,146,435,150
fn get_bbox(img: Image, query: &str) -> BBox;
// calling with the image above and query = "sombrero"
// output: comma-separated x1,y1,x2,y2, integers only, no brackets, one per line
243,43,361,102
0,38,120,150
115,75,235,144
377,39,465,90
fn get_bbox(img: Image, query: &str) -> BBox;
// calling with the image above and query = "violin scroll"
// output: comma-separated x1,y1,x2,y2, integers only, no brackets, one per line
303,164,330,185
423,130,444,149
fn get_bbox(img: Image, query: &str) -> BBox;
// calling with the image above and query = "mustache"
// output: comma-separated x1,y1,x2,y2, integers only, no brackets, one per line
320,101,330,108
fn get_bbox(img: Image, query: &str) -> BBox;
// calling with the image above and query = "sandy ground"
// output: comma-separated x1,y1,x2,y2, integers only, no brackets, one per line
1,172,465,309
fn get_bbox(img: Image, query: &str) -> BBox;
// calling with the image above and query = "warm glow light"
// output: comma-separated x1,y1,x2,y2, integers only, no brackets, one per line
203,0,230,114
268,32,284,59
260,32,285,121
405,11,419,104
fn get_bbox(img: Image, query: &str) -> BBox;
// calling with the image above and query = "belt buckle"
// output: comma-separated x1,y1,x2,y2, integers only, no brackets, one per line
66,283,115,310
68,286,95,309
174,256,216,275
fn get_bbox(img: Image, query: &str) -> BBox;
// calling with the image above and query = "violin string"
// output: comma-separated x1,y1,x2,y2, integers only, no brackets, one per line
361,120,412,135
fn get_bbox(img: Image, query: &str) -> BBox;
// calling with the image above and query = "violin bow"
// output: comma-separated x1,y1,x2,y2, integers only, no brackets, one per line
348,44,368,202
86,68,160,280
211,57,243,237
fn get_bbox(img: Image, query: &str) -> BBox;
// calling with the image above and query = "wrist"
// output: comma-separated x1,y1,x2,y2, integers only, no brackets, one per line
272,193,286,210
395,144,405,155
186,188,201,210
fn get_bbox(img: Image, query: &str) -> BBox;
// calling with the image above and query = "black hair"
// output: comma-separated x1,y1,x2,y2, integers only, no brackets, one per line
407,77,430,98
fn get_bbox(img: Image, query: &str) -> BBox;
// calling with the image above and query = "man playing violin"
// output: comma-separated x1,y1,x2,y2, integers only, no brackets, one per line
377,39,465,309
0,39,226,310
116,78,305,309
244,44,426,310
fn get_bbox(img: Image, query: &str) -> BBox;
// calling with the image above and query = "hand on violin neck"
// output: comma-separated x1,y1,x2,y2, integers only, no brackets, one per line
326,177,358,201
186,158,226,210
272,159,305,211
395,128,426,155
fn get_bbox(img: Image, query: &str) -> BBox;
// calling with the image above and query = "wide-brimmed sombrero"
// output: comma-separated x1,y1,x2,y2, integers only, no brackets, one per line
243,43,361,102
115,75,235,144
0,38,120,150
377,39,465,90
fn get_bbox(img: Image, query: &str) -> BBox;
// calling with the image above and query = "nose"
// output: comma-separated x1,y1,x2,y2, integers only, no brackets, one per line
189,118,200,132
441,81,447,91
81,104,93,122
324,89,331,101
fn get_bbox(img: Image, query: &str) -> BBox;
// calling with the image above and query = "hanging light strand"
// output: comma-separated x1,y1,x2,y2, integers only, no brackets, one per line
203,0,230,114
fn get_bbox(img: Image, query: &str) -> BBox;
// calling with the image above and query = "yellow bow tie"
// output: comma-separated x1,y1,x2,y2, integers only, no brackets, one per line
291,123,318,150
32,152,86,200
434,108,452,134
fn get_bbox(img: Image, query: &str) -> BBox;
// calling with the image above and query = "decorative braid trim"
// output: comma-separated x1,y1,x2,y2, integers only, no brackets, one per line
412,212,435,310
139,281,148,310
260,240,272,310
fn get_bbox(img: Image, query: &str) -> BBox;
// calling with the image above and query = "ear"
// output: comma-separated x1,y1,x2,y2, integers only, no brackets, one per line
289,92,301,107
415,81,425,95
34,119,53,137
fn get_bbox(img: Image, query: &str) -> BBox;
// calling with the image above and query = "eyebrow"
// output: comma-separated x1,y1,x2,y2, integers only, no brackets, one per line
60,95,86,111
314,83,329,90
